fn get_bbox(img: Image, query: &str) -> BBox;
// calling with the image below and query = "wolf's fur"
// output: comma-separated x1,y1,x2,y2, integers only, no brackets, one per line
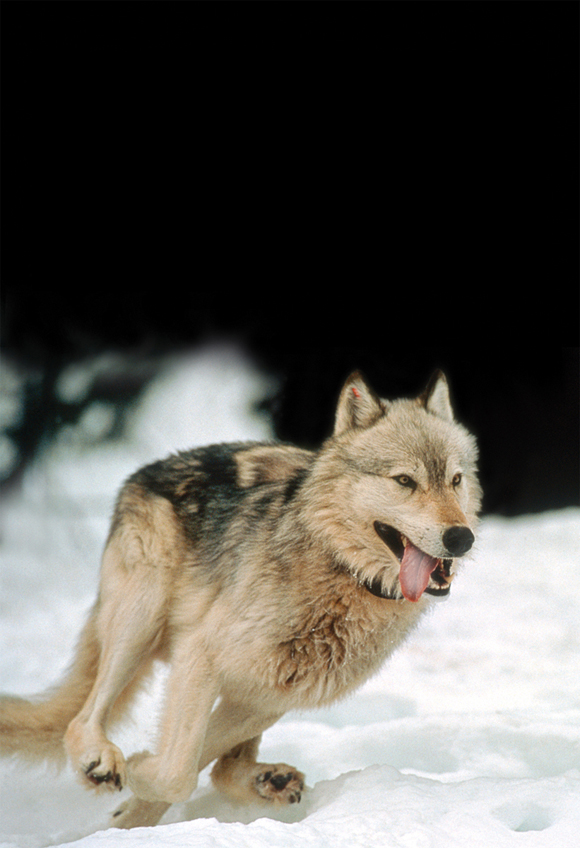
0,371,481,829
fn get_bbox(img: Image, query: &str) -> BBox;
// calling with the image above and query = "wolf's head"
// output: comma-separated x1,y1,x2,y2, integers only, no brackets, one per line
307,371,481,603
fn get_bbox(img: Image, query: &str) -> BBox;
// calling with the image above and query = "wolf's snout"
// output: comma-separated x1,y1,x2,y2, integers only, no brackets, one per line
442,526,474,557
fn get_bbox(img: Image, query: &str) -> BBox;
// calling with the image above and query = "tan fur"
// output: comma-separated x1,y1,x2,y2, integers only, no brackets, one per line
0,370,481,830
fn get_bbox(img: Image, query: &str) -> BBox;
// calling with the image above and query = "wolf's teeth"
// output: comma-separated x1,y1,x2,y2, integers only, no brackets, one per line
401,535,408,547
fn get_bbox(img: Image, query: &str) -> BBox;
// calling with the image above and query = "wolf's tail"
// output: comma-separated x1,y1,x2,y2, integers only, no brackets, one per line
0,609,100,763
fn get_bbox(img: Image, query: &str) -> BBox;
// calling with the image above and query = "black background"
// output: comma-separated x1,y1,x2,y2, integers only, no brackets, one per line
2,3,578,518
2,289,578,518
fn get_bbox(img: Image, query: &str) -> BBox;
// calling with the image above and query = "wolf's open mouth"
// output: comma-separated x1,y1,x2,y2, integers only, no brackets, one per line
373,520,453,602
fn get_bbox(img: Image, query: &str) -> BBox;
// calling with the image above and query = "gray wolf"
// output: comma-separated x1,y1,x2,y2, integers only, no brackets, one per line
0,370,481,829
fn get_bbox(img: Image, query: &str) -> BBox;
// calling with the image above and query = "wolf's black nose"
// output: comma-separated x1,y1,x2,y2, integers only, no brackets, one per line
442,526,474,557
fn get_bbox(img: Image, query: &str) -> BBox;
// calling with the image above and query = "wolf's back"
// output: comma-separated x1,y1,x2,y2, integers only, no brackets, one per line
0,610,99,762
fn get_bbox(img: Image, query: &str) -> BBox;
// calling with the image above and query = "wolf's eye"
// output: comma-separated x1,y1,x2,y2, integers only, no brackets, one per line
452,473,462,487
394,475,416,490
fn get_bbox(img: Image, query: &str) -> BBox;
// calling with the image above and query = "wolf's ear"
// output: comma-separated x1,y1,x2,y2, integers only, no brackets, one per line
334,371,385,435
419,370,454,422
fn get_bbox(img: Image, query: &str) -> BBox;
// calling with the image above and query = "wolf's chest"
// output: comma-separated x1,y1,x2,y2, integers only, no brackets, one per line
271,598,403,707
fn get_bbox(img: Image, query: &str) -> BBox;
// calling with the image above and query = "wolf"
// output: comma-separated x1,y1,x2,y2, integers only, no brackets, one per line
0,370,481,829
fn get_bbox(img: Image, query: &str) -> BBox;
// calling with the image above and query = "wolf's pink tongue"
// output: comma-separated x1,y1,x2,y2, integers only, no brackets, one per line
399,542,439,602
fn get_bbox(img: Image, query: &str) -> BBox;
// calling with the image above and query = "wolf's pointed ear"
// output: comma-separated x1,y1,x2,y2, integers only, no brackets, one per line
419,370,454,422
334,371,385,436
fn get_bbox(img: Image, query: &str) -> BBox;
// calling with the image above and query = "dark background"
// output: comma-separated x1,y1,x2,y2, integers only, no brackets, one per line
2,4,578,518
1,289,578,518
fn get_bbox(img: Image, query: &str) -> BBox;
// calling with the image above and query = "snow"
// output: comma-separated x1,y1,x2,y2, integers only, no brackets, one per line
1,342,579,848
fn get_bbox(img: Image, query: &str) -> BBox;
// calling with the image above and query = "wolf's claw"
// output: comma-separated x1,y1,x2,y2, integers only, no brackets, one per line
80,747,126,792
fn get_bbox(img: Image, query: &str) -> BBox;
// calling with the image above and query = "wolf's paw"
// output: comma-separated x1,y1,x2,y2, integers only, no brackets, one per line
110,796,171,829
125,751,196,803
79,744,126,792
254,764,305,805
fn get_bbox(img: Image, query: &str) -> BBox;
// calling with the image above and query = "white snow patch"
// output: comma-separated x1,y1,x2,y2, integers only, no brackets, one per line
1,343,579,847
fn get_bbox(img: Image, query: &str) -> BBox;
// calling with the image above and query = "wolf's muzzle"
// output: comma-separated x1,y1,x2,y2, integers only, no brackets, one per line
442,526,474,557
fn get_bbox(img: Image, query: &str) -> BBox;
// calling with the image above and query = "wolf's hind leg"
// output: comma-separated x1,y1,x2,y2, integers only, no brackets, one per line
64,616,156,793
65,541,169,792
210,736,305,806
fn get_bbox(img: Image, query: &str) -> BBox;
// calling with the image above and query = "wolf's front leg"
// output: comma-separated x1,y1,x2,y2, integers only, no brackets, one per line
110,797,171,829
110,649,218,829
126,647,219,804
211,737,305,806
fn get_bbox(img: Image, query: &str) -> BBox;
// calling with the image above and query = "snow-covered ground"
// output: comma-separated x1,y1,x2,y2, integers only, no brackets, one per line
1,343,579,848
